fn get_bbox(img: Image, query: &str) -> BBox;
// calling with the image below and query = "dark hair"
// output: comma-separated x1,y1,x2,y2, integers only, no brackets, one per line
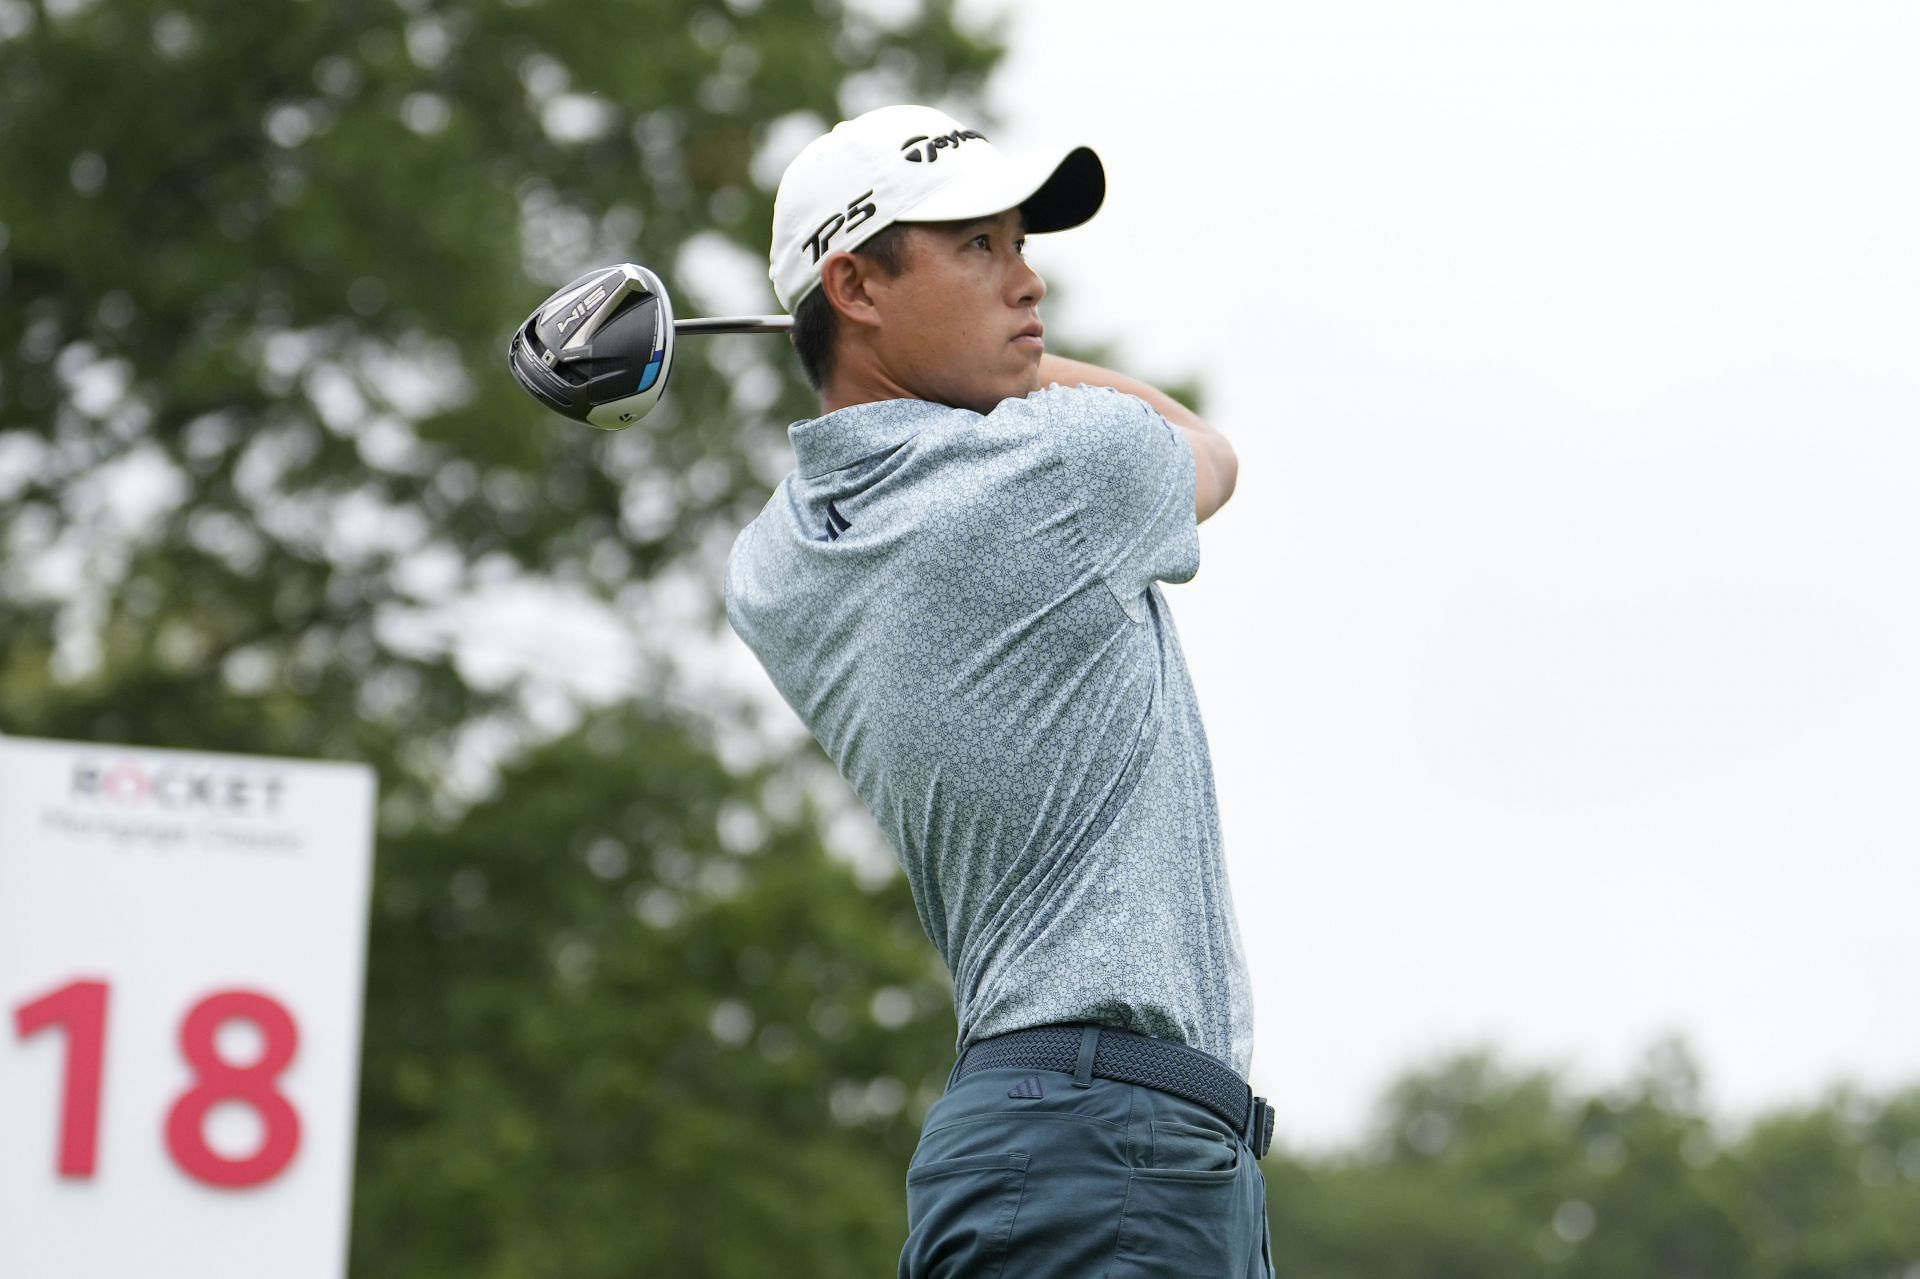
791,222,914,391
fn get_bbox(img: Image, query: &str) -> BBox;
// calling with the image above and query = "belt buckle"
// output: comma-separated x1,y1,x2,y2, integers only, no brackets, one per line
1243,1096,1274,1159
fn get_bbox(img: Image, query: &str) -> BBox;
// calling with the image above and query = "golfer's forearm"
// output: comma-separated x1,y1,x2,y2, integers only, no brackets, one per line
1038,355,1238,521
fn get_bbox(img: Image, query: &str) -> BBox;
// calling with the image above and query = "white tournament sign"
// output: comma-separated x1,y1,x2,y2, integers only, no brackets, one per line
0,734,376,1279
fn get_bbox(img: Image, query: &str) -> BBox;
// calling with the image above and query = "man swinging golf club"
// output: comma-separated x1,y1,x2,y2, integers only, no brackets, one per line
726,104,1274,1278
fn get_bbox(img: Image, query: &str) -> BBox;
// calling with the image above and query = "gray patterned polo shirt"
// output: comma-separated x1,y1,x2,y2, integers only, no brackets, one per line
725,383,1254,1078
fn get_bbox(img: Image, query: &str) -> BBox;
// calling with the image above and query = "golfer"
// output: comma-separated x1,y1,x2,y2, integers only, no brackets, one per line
727,104,1273,1278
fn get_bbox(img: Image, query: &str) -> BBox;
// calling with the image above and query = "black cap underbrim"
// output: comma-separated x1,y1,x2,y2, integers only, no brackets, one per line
1021,146,1105,234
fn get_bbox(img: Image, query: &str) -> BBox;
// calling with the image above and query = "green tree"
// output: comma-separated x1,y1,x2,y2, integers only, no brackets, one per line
355,706,959,1276
1,0,998,762
1265,1042,1920,1279
1718,1084,1920,1279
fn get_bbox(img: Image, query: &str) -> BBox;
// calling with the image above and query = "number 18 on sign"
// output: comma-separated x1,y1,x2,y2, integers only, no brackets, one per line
0,736,376,1279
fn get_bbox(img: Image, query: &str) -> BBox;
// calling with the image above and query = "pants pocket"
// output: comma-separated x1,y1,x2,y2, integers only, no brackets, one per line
1148,1120,1242,1175
1109,1149,1244,1278
899,1151,1030,1279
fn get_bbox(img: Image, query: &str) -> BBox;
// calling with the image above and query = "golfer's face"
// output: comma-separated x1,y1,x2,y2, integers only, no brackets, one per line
879,211,1047,414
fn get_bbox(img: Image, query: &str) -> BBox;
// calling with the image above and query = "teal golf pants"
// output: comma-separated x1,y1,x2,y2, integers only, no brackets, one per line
898,1061,1276,1278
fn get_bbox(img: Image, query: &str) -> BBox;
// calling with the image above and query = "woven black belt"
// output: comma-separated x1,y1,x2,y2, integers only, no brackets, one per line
954,1023,1274,1159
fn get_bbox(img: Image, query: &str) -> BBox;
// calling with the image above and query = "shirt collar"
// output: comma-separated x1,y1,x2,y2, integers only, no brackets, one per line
790,398,947,478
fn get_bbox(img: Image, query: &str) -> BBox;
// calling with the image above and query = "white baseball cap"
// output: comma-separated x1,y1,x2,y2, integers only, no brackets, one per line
768,104,1104,312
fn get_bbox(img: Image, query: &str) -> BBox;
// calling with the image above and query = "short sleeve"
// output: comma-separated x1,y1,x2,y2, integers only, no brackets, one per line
1043,384,1200,621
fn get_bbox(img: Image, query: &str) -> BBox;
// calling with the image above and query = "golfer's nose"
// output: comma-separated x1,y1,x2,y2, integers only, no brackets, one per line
1014,258,1046,308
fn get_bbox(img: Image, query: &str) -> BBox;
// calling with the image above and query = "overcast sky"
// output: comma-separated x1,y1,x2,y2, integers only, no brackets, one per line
907,0,1920,1148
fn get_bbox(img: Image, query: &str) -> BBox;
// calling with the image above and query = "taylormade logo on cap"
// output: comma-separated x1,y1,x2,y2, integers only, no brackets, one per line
768,104,1107,313
898,127,987,163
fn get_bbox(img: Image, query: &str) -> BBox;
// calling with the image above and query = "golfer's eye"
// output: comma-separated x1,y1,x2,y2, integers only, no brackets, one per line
1015,238,1027,257
971,233,992,250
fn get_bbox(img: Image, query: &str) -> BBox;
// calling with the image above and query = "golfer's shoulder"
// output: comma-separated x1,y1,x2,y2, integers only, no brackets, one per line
985,383,1186,489
1001,382,1173,453
1014,380,1155,424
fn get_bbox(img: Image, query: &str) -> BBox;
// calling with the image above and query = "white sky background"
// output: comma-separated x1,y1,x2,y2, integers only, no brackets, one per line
925,0,1920,1149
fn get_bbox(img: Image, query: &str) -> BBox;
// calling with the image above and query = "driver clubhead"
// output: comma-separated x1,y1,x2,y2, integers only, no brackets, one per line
507,263,676,430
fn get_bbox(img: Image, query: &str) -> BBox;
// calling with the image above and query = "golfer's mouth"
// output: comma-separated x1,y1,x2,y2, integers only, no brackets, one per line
1011,322,1045,350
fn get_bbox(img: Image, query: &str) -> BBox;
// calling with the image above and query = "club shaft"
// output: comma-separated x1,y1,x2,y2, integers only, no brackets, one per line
673,315,793,335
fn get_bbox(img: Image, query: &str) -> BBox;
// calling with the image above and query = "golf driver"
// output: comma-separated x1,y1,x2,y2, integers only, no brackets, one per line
507,262,792,430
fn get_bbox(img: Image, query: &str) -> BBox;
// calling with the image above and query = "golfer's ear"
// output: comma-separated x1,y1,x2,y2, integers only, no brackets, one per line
819,251,881,329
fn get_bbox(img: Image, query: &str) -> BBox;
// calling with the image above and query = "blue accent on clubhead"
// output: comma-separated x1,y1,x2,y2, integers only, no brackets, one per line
638,354,664,392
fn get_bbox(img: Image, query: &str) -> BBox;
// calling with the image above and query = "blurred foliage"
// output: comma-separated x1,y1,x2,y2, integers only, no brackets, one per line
4,1,1916,1276
0,0,1001,765
1267,1041,1920,1278
356,707,958,1275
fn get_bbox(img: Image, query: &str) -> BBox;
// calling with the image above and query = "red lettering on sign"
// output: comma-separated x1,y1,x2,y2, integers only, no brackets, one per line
12,978,110,1177
165,990,303,1188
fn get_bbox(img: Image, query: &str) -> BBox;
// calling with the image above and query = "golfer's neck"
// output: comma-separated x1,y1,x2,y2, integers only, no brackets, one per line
818,358,920,416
